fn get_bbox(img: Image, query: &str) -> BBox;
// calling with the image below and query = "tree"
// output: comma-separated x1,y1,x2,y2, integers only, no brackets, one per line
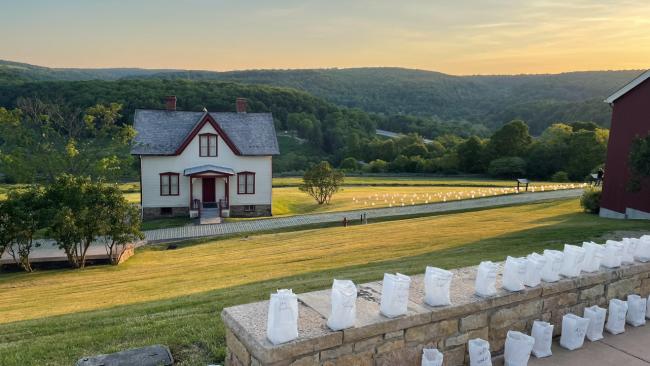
487,120,532,160
0,100,136,183
565,129,608,181
104,198,144,265
3,186,46,272
628,134,650,191
457,136,486,173
339,157,360,171
488,157,527,178
402,143,428,158
367,159,388,173
299,162,344,204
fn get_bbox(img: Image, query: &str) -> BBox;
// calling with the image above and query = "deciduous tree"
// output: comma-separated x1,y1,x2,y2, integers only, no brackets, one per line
299,161,344,205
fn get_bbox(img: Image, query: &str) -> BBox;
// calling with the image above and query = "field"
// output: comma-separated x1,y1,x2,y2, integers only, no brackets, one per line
2,178,581,219
1,199,649,365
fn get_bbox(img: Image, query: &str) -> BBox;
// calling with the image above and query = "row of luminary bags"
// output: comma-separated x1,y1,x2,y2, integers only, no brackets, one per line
265,235,650,365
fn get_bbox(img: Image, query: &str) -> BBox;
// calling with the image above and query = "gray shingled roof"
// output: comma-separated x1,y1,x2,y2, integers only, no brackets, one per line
131,109,280,156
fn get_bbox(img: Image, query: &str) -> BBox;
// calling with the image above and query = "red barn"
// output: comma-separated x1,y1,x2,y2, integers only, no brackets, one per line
600,70,650,219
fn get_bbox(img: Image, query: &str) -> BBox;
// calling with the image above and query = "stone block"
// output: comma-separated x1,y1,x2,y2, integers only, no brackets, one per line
580,284,604,301
290,353,319,366
460,312,488,332
542,292,578,312
404,319,458,343
442,345,466,366
489,320,527,352
320,351,373,366
376,339,405,354
227,329,252,366
76,345,173,366
384,330,404,339
320,344,353,361
374,344,421,366
489,299,542,329
606,278,640,300
354,335,383,352
445,327,488,348
221,301,342,364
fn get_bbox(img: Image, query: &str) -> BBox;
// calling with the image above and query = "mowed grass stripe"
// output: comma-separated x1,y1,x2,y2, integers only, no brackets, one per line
0,199,644,324
1,199,650,366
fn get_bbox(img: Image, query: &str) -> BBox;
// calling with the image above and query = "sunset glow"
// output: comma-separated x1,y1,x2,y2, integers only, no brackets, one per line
1,0,649,74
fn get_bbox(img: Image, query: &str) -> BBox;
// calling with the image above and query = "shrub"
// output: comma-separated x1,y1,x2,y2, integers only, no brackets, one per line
339,157,359,171
367,159,388,173
551,171,570,182
580,188,602,214
487,157,527,178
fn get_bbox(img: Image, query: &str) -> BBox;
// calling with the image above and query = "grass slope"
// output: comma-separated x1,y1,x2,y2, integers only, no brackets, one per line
1,200,649,365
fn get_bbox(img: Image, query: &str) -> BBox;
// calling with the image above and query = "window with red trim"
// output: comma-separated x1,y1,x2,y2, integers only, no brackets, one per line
199,133,218,157
160,172,180,196
237,172,255,194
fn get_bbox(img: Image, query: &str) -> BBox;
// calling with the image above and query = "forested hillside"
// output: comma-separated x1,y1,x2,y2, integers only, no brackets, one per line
0,60,640,134
0,60,621,180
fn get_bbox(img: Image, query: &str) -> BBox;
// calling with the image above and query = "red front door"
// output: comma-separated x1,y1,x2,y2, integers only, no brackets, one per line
202,178,216,203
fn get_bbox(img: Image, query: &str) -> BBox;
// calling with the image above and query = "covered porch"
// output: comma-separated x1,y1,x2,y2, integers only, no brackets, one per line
184,165,234,220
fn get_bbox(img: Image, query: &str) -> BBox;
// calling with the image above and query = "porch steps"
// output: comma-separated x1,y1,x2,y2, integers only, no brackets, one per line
199,208,221,225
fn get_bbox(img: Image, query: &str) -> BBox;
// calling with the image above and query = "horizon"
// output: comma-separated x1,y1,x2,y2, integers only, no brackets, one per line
2,57,646,77
1,1,649,75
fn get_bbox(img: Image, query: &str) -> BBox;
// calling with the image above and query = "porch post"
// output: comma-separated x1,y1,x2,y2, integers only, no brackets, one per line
189,175,193,209
225,175,230,208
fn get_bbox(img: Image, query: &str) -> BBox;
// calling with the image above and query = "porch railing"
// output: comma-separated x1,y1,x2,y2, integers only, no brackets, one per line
219,198,229,217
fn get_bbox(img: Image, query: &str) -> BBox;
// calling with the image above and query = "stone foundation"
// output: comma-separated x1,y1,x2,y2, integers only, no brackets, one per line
142,206,189,220
230,204,272,218
222,260,650,366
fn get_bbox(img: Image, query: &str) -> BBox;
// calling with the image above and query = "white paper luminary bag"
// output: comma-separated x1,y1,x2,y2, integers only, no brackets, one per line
424,266,453,307
602,240,624,268
380,273,411,318
524,253,546,287
503,331,535,366
421,348,444,366
621,238,639,264
327,279,357,331
531,320,553,358
541,250,564,282
502,256,527,292
560,244,585,278
626,294,646,327
267,289,299,345
468,338,492,366
583,305,606,341
605,298,628,335
559,313,590,350
581,242,604,273
475,261,498,297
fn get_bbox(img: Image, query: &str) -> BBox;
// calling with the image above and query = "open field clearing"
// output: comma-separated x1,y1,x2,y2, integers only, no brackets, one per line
273,176,570,187
270,183,582,216
0,199,648,365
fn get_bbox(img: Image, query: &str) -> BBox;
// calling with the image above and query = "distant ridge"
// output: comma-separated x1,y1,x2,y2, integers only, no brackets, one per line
1,59,645,133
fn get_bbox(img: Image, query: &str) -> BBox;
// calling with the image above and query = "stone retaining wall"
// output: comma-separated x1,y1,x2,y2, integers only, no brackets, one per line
222,260,650,366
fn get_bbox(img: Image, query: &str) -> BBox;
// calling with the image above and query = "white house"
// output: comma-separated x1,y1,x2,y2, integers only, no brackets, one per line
131,96,279,220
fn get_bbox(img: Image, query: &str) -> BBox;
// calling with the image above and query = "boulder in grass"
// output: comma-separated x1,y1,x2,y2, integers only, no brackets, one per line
76,344,173,366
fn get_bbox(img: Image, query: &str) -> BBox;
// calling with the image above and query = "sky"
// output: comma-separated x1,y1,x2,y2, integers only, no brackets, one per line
1,0,649,75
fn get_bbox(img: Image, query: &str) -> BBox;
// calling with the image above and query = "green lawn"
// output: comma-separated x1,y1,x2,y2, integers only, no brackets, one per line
0,199,648,365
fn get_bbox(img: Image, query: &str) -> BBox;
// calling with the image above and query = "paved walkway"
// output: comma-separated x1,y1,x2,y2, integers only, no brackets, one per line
144,189,583,243
523,323,650,366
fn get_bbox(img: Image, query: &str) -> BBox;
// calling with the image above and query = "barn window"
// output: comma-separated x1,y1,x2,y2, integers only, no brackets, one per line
160,172,180,196
199,133,218,157
237,172,255,194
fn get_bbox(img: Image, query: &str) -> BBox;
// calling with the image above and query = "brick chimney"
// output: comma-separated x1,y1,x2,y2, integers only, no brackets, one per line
236,98,247,113
164,96,177,111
